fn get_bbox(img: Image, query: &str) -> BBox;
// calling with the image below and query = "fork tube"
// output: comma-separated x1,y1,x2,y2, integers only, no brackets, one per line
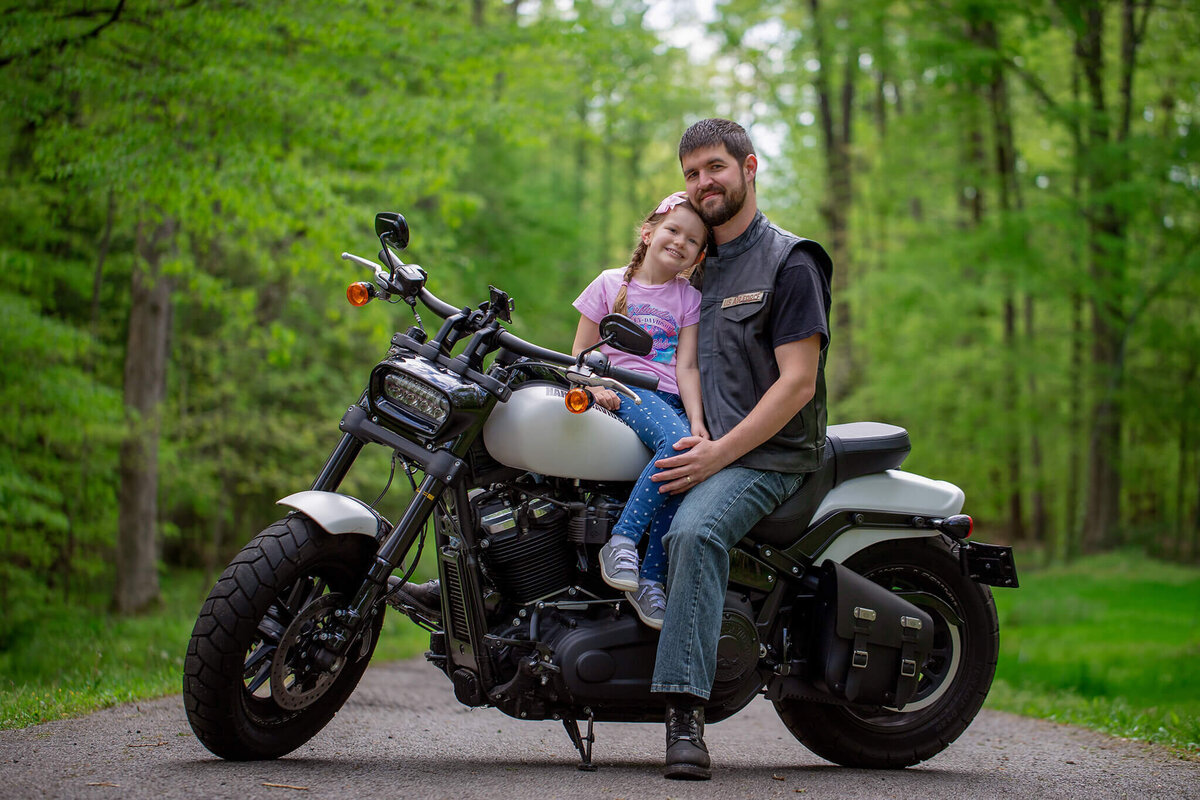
347,472,446,621
310,432,364,492
373,472,445,570
311,393,370,491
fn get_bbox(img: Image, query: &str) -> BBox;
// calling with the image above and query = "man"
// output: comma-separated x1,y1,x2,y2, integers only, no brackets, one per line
648,118,832,780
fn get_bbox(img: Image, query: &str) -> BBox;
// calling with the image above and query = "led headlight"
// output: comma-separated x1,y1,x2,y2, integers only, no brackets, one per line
382,372,450,426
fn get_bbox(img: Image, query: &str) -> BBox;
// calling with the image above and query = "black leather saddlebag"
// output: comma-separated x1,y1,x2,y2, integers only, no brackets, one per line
813,561,934,708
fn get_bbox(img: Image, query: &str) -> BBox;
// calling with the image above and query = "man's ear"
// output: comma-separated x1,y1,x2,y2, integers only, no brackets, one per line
743,153,759,183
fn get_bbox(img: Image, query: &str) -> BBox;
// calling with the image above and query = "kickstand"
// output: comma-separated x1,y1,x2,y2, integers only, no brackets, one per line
562,710,597,771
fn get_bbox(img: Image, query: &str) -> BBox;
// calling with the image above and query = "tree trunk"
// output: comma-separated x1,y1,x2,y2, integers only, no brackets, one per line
113,216,175,614
810,0,855,400
1078,4,1124,553
1177,362,1197,559
977,15,1032,544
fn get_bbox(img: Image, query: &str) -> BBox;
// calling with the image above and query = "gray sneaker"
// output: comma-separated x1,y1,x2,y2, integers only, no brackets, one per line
599,539,640,592
626,581,666,630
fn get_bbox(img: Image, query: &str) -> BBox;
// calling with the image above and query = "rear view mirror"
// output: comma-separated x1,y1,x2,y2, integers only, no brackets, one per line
375,212,410,251
599,313,652,357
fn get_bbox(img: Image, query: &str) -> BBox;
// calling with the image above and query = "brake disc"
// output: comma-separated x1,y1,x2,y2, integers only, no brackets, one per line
270,592,347,711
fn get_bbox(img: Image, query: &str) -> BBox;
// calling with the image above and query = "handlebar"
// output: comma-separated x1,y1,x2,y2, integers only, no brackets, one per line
419,288,658,392
349,252,659,392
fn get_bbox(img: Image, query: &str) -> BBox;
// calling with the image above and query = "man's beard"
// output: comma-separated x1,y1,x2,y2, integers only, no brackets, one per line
697,176,747,227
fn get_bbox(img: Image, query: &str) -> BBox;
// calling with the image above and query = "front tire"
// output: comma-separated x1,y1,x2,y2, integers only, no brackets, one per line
774,538,999,768
183,514,382,760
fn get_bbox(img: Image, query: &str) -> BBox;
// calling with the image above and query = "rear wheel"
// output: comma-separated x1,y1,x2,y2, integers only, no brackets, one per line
183,514,382,760
774,538,999,768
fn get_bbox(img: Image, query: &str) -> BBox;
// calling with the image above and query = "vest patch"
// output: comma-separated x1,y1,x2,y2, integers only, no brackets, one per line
721,291,765,309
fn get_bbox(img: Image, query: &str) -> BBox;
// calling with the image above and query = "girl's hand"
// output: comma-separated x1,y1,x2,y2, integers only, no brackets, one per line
691,421,710,440
587,387,621,410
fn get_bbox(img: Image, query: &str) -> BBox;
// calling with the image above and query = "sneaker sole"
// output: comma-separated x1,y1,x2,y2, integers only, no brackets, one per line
625,590,664,630
599,561,640,592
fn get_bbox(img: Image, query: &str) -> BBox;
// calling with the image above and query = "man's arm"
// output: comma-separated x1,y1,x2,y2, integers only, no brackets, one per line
652,333,822,493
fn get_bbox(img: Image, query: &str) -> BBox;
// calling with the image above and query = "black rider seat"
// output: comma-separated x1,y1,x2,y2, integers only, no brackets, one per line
746,422,911,547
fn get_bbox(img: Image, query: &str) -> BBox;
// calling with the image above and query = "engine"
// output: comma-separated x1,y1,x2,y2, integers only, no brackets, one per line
470,482,624,605
463,483,765,722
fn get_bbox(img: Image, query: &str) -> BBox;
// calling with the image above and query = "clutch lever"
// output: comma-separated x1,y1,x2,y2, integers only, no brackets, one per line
565,366,641,405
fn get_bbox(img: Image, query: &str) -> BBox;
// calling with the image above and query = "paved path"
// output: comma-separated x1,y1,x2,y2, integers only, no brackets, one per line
1,658,1196,799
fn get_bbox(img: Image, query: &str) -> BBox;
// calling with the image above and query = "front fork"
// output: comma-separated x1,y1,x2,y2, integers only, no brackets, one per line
305,404,458,667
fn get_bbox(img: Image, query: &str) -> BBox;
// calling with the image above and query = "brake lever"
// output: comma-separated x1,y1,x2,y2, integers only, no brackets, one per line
564,367,641,404
341,252,392,296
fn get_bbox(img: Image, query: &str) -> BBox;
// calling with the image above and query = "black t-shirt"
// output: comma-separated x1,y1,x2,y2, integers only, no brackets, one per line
770,245,831,351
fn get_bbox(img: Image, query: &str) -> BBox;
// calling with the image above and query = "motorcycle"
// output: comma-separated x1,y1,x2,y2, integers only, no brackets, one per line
183,211,1019,770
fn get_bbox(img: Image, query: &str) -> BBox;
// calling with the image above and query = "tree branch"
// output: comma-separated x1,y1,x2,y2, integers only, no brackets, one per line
0,0,125,68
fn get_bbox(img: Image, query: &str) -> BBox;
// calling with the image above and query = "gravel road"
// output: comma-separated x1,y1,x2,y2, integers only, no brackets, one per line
1,658,1195,800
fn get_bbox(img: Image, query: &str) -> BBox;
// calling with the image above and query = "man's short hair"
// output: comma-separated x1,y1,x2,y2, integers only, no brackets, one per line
678,118,756,164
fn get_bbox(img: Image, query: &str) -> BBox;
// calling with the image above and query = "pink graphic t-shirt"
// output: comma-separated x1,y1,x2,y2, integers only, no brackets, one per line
572,268,702,396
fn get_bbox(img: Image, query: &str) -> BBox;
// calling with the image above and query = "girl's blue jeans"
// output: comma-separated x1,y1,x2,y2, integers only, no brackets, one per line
611,387,692,584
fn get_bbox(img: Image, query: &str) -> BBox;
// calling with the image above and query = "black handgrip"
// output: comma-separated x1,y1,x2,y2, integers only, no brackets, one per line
416,287,461,319
495,330,575,367
609,364,659,392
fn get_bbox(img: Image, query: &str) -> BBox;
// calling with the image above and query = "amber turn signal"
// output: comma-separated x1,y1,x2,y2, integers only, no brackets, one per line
564,387,594,414
347,282,373,307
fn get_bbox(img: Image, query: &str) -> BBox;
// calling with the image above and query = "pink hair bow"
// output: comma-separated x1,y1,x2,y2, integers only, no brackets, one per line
654,191,689,215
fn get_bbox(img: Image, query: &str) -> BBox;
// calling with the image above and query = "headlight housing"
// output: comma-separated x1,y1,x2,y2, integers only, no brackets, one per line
367,354,492,443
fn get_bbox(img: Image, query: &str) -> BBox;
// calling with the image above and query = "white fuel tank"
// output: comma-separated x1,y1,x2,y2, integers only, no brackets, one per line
482,384,651,481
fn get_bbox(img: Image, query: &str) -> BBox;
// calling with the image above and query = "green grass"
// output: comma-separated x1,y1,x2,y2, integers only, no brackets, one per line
0,569,430,730
987,549,1200,754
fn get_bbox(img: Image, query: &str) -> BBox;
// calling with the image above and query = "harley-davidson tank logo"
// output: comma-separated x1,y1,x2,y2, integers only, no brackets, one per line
721,291,765,309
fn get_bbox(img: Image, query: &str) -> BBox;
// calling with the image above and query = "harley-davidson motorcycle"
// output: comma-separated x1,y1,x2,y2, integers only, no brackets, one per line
183,212,1019,770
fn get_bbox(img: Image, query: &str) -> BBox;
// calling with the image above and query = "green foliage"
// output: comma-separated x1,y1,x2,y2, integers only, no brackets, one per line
989,550,1200,752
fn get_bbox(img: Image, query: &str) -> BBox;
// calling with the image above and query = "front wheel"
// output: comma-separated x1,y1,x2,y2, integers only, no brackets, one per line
774,537,999,768
183,514,382,760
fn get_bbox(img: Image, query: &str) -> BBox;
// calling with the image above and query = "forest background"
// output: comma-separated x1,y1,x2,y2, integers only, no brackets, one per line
0,0,1197,740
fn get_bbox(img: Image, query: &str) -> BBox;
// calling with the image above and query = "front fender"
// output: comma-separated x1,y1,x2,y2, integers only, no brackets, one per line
277,491,389,537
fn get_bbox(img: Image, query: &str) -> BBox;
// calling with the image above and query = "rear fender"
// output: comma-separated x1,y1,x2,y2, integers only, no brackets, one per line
816,528,939,565
811,470,963,565
277,491,388,538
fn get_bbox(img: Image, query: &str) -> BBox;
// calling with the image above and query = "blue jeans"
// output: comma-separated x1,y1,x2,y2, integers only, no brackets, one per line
650,466,804,699
611,387,692,584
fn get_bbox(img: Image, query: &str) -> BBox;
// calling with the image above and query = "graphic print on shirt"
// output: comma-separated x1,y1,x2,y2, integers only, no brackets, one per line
627,302,679,364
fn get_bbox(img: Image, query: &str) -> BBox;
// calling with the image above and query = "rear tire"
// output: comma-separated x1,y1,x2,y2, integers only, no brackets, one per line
183,514,382,760
774,538,999,768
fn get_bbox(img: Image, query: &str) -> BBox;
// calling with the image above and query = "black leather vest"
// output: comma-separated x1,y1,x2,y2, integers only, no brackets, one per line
696,211,831,473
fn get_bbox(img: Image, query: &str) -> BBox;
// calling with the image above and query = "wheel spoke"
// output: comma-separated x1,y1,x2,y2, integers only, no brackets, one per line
244,640,274,674
246,660,273,694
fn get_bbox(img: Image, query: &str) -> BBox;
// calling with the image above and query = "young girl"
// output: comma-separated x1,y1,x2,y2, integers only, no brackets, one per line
571,192,709,629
